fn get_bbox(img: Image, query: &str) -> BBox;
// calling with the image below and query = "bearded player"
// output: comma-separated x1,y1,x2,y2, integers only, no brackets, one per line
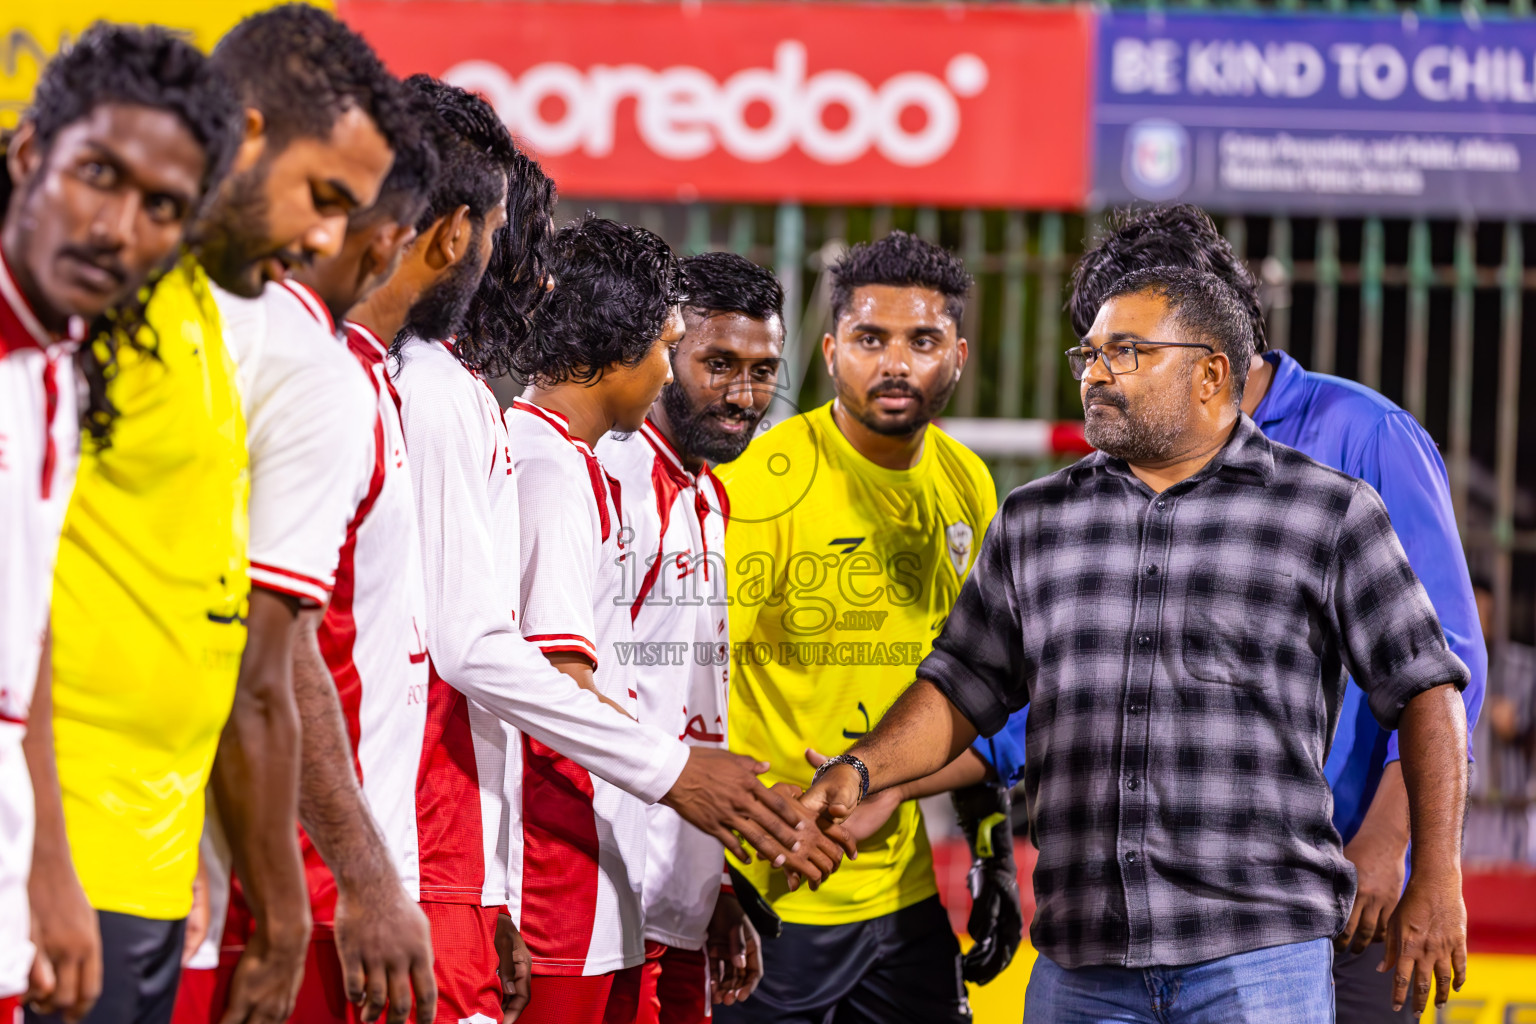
715,232,995,1024
596,251,786,1023
195,92,445,1024
170,10,427,1023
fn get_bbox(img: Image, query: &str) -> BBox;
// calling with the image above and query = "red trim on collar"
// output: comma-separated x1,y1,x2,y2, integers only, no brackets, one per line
0,249,80,354
511,398,593,455
277,279,336,335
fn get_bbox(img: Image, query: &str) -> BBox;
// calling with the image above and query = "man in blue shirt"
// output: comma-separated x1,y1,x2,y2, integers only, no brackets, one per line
977,204,1485,1020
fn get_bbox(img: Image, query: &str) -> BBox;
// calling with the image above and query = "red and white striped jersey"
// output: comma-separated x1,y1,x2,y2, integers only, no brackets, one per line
300,321,431,925
505,399,648,976
597,420,731,950
391,337,690,914
0,252,80,997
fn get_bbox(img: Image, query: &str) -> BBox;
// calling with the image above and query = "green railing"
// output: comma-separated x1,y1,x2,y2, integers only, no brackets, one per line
578,198,1533,657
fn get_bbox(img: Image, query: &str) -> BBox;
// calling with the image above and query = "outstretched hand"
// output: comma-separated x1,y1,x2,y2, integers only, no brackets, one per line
803,750,901,844
662,748,856,890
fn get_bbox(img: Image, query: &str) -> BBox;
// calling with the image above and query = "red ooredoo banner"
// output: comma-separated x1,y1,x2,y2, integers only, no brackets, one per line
340,0,1093,207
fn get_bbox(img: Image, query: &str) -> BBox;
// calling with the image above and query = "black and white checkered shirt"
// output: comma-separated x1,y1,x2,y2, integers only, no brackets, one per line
919,414,1469,969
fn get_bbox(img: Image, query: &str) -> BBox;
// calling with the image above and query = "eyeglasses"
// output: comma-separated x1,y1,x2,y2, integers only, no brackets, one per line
1065,340,1215,381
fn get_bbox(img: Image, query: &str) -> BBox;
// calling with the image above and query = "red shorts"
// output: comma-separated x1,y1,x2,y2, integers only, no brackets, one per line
632,942,710,1024
420,902,504,1024
170,966,228,1024
519,964,642,1024
0,995,21,1022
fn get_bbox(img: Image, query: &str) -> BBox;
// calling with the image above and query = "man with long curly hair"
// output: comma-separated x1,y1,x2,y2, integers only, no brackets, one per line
0,22,238,1024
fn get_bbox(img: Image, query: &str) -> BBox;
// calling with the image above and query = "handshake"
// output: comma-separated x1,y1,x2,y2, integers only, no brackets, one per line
664,747,1023,986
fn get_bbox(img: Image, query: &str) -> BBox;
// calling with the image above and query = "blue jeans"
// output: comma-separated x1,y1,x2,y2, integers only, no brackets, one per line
1023,937,1335,1024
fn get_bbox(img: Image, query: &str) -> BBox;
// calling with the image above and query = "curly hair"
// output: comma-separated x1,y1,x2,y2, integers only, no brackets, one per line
1101,266,1254,401
516,215,681,387
1070,204,1266,353
352,90,440,232
210,4,416,153
407,74,517,234
9,22,242,447
458,147,556,380
680,251,783,323
829,230,972,326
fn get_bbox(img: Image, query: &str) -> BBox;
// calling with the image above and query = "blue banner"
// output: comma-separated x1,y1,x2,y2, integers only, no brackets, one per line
1093,11,1536,216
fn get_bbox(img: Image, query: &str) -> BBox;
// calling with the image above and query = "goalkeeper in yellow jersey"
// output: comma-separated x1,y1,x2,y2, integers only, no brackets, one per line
715,232,1012,1024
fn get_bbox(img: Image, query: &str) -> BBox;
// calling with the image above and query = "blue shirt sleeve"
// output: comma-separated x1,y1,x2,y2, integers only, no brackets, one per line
1352,411,1486,764
972,704,1029,789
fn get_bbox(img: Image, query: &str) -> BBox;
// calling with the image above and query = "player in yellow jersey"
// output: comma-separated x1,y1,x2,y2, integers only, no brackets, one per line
48,254,249,1006
714,233,1000,1024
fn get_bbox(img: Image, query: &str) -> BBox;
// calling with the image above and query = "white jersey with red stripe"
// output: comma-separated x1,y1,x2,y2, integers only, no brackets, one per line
213,281,376,606
301,321,430,921
505,398,648,976
0,253,80,997
195,280,377,963
390,336,690,914
596,420,730,950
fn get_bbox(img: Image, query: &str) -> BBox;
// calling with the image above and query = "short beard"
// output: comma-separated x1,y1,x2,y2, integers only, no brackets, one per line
1082,376,1192,463
404,256,481,342
659,380,761,464
839,363,958,439
194,162,274,298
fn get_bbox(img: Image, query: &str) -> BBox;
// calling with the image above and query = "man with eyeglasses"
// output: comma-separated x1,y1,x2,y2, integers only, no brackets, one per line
977,204,1485,1023
798,265,1472,1024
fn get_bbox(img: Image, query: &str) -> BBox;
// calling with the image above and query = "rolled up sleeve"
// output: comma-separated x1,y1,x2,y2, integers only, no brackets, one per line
1332,480,1470,730
917,511,1029,738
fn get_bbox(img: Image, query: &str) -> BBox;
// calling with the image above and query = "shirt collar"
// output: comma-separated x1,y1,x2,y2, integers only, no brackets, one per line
1252,350,1307,428
512,397,596,457
640,416,699,485
345,320,389,360
277,279,338,338
1069,413,1274,488
0,248,85,352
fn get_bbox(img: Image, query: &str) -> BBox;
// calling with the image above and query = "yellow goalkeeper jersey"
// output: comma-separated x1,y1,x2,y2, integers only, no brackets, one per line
715,400,997,925
50,258,249,919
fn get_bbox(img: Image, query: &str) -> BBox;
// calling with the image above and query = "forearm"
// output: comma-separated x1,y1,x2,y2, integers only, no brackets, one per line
847,680,980,797
1354,761,1409,849
1397,684,1469,880
23,637,77,876
211,594,309,941
891,748,993,802
434,618,688,803
291,614,395,893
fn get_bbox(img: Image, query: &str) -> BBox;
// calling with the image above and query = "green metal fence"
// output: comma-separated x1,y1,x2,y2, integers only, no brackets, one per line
575,199,1535,657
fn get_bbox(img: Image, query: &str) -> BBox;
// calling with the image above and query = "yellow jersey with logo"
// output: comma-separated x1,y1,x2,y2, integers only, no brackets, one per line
715,400,997,925
50,258,249,919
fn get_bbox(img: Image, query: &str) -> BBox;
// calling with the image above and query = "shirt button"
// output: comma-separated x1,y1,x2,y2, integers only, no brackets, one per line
1130,703,1144,714
1145,564,1158,577
1137,635,1151,647
1125,851,1138,863
1157,499,1167,511
1127,777,1140,791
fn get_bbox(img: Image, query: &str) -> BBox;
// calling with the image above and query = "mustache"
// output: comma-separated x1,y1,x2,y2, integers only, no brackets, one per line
1084,384,1127,410
698,400,759,424
59,244,127,286
868,379,923,401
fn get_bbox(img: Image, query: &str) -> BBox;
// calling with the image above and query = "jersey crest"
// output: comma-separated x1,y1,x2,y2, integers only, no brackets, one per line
946,521,974,576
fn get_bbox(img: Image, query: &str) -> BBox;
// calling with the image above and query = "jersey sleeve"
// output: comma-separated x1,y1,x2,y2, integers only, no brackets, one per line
1354,412,1485,763
246,357,375,606
399,366,689,804
514,449,600,666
